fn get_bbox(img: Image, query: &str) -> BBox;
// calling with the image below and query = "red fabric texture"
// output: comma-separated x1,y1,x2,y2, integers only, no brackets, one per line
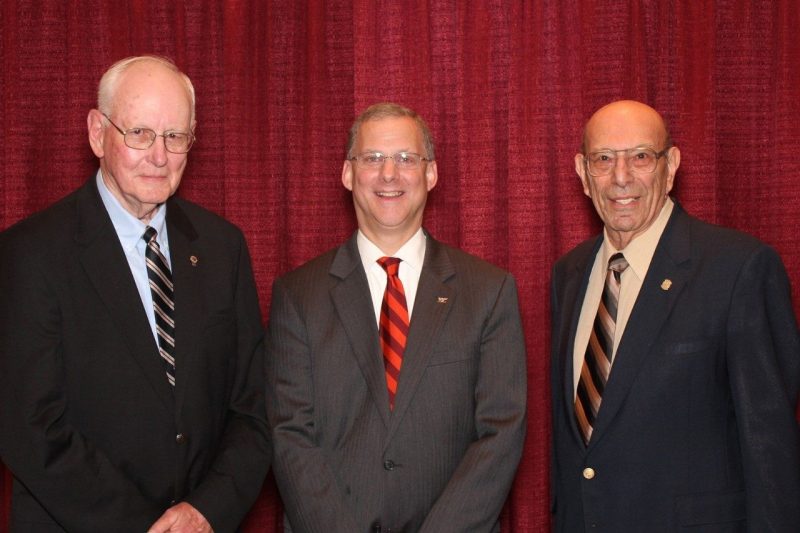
1,2,799,531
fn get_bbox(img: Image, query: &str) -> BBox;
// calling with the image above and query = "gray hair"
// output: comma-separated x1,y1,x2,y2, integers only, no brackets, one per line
97,55,196,124
346,102,435,160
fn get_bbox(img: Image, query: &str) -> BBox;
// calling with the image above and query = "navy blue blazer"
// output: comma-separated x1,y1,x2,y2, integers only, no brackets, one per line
550,203,800,532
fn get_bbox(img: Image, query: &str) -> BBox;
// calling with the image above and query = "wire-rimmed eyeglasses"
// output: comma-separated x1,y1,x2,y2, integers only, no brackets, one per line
103,113,195,154
349,151,431,169
584,147,669,177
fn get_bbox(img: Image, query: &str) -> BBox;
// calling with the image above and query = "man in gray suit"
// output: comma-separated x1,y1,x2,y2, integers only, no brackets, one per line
265,102,527,532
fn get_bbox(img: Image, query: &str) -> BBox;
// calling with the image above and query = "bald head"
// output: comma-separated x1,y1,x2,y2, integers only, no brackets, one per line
581,100,672,155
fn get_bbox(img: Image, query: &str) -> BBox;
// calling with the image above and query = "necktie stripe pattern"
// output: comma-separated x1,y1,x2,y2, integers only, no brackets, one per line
143,226,176,387
378,257,409,410
575,252,628,445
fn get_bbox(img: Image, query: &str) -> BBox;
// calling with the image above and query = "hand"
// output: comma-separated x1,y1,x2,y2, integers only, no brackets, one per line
147,502,213,533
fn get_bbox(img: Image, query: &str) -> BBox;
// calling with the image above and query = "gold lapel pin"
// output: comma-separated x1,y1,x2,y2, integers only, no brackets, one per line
190,255,199,267
437,297,448,304
660,279,672,291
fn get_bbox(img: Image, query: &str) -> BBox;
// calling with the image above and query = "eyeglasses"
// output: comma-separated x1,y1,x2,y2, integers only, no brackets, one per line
584,147,669,177
349,151,431,169
103,113,195,154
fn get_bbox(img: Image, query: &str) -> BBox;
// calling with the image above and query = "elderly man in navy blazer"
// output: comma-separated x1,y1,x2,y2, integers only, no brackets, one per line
266,102,527,532
550,100,800,532
0,56,270,532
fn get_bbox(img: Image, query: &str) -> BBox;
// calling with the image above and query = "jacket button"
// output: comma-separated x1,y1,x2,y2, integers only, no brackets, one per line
176,433,187,444
583,467,595,479
383,460,395,471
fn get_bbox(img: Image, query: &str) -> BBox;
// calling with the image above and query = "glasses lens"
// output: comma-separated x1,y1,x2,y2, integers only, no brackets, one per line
587,152,615,176
355,152,382,166
164,132,193,154
124,128,157,150
627,149,657,172
393,152,421,168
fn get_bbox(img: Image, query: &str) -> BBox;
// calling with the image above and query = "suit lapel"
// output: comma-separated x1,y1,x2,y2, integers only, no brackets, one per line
165,200,203,414
561,237,603,447
589,206,693,447
385,236,455,444
74,179,174,414
329,235,392,429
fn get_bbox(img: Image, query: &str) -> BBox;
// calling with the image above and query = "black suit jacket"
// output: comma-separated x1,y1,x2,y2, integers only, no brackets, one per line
0,178,270,532
550,203,800,532
265,232,527,532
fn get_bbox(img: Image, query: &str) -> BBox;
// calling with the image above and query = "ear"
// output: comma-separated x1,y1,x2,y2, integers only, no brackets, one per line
575,153,591,197
425,160,438,191
87,109,106,158
342,159,354,191
664,146,681,194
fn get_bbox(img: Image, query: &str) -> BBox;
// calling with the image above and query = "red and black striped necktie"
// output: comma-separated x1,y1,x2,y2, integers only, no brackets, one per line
377,256,409,410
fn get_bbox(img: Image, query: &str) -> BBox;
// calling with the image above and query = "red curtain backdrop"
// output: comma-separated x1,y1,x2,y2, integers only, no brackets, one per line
2,1,799,531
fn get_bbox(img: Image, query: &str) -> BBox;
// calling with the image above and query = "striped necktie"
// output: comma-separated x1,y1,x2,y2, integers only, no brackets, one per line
575,252,628,445
143,226,176,387
377,257,409,410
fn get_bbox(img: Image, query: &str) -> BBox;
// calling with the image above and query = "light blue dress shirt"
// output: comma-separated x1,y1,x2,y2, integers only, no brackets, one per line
95,170,171,346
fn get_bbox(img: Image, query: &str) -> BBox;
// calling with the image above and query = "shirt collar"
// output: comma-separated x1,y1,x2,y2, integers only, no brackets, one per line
357,227,426,273
96,169,168,254
602,197,674,280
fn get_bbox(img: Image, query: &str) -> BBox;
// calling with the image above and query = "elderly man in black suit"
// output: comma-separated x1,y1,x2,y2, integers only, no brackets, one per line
266,102,527,532
550,100,800,532
0,56,270,532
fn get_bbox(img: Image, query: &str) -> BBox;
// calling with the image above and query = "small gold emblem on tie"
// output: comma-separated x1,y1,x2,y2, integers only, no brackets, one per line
190,255,199,267
660,279,672,290
437,297,448,304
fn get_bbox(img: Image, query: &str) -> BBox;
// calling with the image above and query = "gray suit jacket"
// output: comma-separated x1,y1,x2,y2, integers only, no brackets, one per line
265,232,527,533
550,203,800,532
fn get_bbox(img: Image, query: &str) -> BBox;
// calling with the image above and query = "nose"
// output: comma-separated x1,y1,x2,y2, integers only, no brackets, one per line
379,155,396,181
611,155,632,186
147,136,169,167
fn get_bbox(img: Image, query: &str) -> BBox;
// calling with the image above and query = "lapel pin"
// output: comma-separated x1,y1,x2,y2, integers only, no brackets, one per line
190,255,199,267
660,279,672,291
437,297,448,304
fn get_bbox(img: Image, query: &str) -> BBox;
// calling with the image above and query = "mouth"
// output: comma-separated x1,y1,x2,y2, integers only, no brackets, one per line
376,191,404,198
611,196,638,206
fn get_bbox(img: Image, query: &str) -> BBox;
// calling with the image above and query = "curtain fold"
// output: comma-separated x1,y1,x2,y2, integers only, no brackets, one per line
2,2,798,531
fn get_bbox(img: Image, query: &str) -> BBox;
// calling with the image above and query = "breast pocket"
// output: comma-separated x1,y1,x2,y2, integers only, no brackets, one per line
655,338,715,356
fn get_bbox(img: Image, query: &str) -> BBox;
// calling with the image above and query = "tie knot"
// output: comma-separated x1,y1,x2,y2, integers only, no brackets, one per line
143,226,158,244
608,252,628,274
378,256,402,277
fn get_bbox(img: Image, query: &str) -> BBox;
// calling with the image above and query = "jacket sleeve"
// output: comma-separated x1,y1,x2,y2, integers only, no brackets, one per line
726,245,800,532
418,273,528,532
264,277,361,533
183,232,272,532
0,235,161,532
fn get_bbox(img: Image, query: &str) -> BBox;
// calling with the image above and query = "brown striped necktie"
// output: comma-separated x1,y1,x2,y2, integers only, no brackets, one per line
377,257,409,410
143,226,176,387
575,252,628,445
